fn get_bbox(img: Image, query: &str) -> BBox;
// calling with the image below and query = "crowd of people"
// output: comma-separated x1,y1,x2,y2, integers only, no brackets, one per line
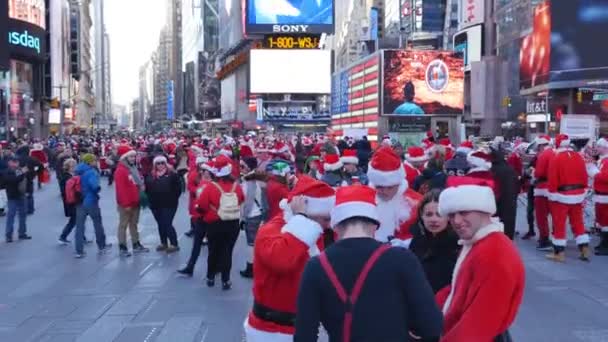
1,129,606,341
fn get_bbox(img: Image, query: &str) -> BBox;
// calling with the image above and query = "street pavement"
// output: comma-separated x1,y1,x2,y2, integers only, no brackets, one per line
0,179,606,342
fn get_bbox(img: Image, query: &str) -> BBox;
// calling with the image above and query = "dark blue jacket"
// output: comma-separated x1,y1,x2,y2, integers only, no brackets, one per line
75,163,101,207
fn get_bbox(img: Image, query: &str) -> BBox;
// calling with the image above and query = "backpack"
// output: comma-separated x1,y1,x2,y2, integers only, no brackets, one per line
211,182,241,221
65,176,82,205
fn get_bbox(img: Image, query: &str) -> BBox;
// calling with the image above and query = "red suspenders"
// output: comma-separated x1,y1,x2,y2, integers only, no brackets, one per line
318,244,391,342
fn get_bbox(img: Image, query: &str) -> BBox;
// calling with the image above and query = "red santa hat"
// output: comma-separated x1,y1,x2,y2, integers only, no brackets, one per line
195,155,209,165
324,154,343,172
287,175,336,216
117,144,136,159
32,143,44,151
240,145,254,159
163,140,177,155
219,146,233,157
438,176,497,216
467,149,492,170
405,146,428,163
340,149,359,165
367,146,407,187
212,155,232,177
535,134,551,145
422,140,436,155
439,138,453,149
201,160,215,173
555,134,570,148
330,185,380,228
457,140,474,154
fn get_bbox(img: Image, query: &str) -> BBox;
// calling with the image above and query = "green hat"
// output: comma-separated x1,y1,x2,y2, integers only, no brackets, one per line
82,153,96,164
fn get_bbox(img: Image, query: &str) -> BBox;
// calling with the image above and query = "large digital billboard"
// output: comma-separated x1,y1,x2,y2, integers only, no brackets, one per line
9,0,45,29
250,49,331,93
246,0,334,34
520,0,608,91
382,50,464,115
6,19,46,61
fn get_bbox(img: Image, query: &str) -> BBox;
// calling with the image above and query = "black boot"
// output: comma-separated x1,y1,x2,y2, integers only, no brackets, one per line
595,232,608,255
579,243,591,261
535,238,552,251
522,230,535,240
240,262,253,279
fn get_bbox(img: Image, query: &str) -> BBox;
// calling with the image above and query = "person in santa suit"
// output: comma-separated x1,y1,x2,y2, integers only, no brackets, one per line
265,161,291,221
218,145,241,179
507,141,526,185
438,138,454,161
366,146,422,248
404,146,427,187
456,140,473,155
320,154,345,187
532,135,554,250
591,138,608,255
341,149,368,185
435,177,525,342
546,134,590,262
244,175,335,342
30,143,49,189
466,149,498,196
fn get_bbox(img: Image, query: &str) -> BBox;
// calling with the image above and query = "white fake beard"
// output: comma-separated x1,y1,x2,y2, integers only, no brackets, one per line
375,181,411,242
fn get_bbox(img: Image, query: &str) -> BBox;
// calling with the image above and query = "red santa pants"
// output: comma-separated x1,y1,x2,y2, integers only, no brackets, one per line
534,196,551,239
550,201,589,246
596,203,608,232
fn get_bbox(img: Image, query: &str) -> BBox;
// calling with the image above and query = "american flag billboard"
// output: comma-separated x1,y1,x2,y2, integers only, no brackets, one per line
331,53,380,141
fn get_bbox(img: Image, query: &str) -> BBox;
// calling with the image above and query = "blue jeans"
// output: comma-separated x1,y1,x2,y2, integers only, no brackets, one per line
75,205,107,254
26,192,34,214
5,198,27,238
150,206,178,246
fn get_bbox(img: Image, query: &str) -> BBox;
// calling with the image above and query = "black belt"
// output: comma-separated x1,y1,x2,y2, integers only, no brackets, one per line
558,184,585,192
595,191,608,196
252,302,296,327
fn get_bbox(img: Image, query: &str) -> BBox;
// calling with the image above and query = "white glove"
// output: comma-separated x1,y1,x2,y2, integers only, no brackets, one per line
390,238,411,249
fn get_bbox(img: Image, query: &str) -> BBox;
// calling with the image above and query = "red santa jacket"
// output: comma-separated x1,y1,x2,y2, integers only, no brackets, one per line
533,148,554,197
114,162,141,208
439,225,525,342
394,188,422,241
230,158,240,179
548,148,588,205
30,149,48,166
403,161,421,187
196,178,245,224
507,153,523,178
247,214,325,336
266,178,289,220
593,156,608,204
186,169,206,218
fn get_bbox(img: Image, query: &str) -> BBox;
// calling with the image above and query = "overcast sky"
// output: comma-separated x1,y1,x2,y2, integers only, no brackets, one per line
105,0,165,105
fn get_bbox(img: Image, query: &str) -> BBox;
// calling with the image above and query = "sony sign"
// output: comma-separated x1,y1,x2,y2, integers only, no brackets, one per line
272,25,310,33
8,30,41,54
460,0,484,28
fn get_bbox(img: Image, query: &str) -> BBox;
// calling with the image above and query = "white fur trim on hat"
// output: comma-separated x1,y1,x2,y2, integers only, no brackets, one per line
214,163,232,177
597,138,608,149
281,214,323,248
438,185,497,216
305,196,336,216
153,155,167,164
466,155,491,170
456,147,473,154
535,136,550,145
219,148,233,157
367,163,407,187
405,154,428,163
330,201,379,228
32,143,44,151
120,150,137,160
340,156,359,165
196,156,208,165
324,159,343,172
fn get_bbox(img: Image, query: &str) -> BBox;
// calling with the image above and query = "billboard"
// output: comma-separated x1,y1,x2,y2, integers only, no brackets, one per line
249,49,331,94
453,24,483,71
7,19,46,61
246,0,334,34
382,50,464,115
460,0,484,28
520,0,608,91
8,0,45,29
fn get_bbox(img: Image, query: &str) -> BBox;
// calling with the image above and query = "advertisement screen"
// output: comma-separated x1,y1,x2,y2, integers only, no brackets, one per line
453,24,482,71
519,1,551,90
249,49,331,94
550,0,608,85
382,50,464,115
6,19,46,61
9,0,45,29
246,0,334,34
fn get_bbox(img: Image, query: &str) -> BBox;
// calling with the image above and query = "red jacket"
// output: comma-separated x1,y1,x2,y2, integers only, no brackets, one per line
394,188,423,241
533,148,554,197
230,159,240,179
196,179,245,224
186,170,204,217
548,148,588,204
266,178,289,220
115,162,141,208
593,156,608,203
403,161,421,187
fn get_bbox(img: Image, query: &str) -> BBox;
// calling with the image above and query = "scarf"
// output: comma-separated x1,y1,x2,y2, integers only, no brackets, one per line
121,159,143,189
442,220,504,314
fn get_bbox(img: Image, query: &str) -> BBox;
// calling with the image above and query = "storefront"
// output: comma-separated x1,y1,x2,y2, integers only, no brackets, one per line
384,114,463,147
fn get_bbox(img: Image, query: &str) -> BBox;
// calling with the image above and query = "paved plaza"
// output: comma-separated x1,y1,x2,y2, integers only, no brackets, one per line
0,181,606,341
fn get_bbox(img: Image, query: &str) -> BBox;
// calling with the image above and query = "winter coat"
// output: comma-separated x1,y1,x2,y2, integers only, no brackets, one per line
59,171,76,217
343,168,369,185
16,146,43,194
75,163,101,208
409,224,460,293
187,169,203,217
413,165,447,194
321,170,345,187
196,178,245,224
491,149,520,238
2,167,27,200
114,162,141,208
145,171,181,209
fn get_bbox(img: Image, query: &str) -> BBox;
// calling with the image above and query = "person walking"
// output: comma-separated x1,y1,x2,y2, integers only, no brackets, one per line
145,155,181,253
196,155,244,290
3,156,30,242
114,145,149,257
58,158,89,244
74,154,112,258
295,185,443,342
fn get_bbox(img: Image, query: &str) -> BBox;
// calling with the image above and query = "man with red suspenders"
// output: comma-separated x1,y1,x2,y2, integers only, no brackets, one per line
295,185,442,342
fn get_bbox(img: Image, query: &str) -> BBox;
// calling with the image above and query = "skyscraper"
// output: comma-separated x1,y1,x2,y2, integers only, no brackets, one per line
92,0,111,119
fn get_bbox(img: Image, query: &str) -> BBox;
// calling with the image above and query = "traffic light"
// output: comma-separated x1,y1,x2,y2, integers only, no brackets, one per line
577,90,583,103
502,96,511,107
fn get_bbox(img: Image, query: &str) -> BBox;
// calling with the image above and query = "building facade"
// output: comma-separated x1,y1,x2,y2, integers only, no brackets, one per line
92,0,111,119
